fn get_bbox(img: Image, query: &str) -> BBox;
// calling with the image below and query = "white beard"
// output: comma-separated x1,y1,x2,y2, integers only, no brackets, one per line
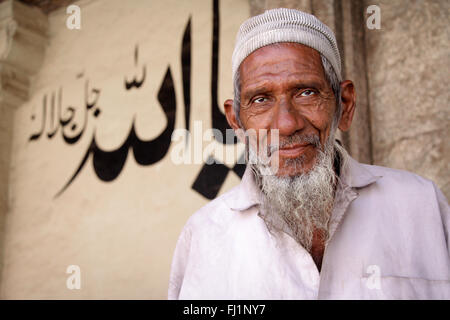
248,131,344,251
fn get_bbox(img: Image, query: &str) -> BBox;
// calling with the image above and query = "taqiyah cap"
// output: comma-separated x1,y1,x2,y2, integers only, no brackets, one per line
232,8,341,82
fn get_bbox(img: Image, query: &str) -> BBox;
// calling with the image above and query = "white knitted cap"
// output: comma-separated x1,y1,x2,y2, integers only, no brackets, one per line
232,8,342,83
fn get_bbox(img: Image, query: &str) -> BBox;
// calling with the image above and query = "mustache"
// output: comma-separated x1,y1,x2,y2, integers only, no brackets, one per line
269,133,321,154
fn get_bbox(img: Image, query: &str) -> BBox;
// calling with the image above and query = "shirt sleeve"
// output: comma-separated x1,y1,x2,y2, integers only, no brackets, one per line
432,182,450,255
167,225,192,300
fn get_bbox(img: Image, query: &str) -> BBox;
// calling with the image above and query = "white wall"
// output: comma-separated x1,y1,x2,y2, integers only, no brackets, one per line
1,0,249,299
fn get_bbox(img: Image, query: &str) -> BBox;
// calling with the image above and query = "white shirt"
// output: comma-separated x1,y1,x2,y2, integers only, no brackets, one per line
168,157,450,299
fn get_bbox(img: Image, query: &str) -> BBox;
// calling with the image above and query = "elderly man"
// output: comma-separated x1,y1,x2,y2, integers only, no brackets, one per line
168,8,450,299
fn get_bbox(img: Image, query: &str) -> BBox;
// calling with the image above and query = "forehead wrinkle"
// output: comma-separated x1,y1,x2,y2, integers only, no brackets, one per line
241,64,327,92
242,72,327,97
243,59,324,79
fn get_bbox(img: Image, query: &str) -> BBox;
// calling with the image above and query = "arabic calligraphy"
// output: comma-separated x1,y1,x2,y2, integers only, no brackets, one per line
124,45,146,90
29,81,101,145
29,0,244,200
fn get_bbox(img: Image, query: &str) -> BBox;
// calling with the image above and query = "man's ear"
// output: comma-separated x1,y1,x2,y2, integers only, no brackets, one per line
224,99,241,130
338,80,356,132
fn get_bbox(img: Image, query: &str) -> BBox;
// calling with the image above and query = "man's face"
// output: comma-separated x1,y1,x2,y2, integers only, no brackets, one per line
238,43,337,177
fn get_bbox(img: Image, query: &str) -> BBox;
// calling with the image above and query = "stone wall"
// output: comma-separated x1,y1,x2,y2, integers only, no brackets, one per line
0,0,48,296
0,0,249,299
364,0,449,199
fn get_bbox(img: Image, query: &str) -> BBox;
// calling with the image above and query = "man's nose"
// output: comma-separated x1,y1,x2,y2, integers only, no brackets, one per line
272,96,305,136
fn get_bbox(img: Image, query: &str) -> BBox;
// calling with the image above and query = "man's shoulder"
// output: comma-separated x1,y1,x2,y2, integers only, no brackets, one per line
358,162,442,201
364,163,432,186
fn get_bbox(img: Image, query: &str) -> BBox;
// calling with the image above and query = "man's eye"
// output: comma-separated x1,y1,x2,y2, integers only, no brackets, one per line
300,90,316,97
253,97,267,103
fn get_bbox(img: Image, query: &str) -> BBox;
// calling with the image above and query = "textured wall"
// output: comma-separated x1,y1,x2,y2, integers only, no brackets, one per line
0,0,249,299
365,0,450,199
0,0,48,293
0,103,13,286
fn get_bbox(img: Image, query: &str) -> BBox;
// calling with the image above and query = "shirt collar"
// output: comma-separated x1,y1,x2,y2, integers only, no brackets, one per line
341,156,382,189
225,155,382,212
223,166,262,211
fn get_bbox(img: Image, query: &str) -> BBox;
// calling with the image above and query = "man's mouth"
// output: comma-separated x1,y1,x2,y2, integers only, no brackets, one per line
277,143,313,158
